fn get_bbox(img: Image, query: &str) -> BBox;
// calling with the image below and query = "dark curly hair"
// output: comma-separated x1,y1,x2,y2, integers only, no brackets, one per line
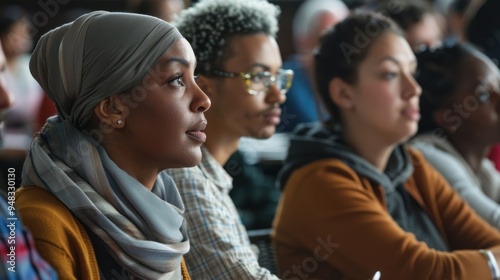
376,1,434,32
415,43,477,134
314,11,402,124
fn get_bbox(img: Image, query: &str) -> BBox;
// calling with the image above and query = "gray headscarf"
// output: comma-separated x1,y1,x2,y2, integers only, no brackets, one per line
24,11,189,279
30,10,182,128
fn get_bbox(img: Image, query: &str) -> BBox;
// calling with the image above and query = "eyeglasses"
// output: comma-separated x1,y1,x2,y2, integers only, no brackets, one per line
209,68,294,95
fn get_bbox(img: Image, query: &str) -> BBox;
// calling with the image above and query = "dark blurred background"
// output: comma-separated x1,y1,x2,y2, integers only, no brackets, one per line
0,0,368,66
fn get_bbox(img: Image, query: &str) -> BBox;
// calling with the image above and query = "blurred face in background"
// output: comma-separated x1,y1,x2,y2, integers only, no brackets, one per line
158,0,185,22
0,40,15,145
0,18,32,60
405,13,443,52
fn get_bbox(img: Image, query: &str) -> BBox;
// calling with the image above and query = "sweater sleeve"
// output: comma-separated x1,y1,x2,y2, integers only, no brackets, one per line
274,159,500,280
412,141,500,230
409,149,500,251
16,187,99,280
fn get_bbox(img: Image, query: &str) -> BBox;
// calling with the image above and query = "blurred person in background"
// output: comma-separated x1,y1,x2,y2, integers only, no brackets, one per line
0,5,43,154
0,5,43,188
376,1,444,52
411,42,500,230
448,0,473,42
279,0,349,133
129,0,187,22
0,38,57,280
466,0,500,171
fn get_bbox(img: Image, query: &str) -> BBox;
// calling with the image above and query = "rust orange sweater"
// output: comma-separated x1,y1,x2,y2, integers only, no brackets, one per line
273,149,500,280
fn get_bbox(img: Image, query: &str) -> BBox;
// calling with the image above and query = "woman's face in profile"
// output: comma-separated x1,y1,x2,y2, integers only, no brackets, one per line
344,32,421,144
446,53,500,144
122,38,211,169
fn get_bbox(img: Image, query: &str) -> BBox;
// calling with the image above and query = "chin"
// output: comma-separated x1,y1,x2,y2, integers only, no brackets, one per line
397,127,417,144
251,126,276,139
166,150,203,169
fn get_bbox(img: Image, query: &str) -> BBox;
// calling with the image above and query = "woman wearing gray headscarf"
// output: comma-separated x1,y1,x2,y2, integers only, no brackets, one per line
16,11,210,280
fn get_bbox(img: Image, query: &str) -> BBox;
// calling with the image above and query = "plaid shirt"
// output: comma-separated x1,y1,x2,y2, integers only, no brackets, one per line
0,192,57,280
166,147,278,280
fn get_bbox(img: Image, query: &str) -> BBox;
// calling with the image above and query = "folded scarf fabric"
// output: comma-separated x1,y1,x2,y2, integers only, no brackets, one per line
23,116,189,279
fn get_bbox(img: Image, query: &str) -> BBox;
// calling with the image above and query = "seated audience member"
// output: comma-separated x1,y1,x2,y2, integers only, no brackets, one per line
466,0,500,170
466,0,500,65
166,0,291,278
279,0,349,132
16,11,210,279
377,1,443,51
0,6,43,187
411,43,500,229
0,39,57,280
273,11,500,280
448,0,473,42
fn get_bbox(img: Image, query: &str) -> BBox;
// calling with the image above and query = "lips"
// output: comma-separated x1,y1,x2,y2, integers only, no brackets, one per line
402,107,420,121
263,108,282,125
186,120,207,143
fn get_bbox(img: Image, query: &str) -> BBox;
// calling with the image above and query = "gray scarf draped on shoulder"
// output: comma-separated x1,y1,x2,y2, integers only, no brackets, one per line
22,11,188,279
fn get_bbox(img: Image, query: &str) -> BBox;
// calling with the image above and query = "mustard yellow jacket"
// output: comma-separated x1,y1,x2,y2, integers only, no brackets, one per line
17,186,191,280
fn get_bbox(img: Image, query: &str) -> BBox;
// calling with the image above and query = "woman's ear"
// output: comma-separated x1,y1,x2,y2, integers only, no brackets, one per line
328,77,354,110
94,94,129,129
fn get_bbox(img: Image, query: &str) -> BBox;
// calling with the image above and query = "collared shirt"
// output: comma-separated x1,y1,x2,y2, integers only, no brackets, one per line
0,192,57,280
166,146,278,280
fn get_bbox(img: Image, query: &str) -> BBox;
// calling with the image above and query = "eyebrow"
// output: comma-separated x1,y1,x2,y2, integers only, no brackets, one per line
246,63,272,71
160,57,190,68
377,56,417,68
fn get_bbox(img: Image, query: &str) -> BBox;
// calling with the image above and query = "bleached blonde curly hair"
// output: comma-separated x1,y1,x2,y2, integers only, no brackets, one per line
174,0,280,74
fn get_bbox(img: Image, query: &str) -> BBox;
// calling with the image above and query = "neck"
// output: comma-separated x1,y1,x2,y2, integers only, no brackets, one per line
203,122,240,166
300,53,314,74
449,135,490,172
342,123,395,171
101,140,158,191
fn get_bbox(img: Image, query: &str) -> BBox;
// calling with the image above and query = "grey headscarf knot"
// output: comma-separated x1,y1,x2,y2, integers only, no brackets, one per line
30,11,183,128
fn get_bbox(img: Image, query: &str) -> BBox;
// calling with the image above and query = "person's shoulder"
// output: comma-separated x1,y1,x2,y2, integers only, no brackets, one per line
16,186,82,238
284,158,361,192
17,186,68,213
164,167,217,199
165,166,204,180
407,146,426,161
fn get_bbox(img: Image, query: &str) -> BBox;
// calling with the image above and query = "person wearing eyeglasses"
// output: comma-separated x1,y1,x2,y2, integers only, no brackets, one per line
164,0,291,279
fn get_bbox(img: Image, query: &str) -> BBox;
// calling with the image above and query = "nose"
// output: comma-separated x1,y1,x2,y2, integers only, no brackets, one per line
264,83,286,105
403,72,421,100
191,83,211,113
